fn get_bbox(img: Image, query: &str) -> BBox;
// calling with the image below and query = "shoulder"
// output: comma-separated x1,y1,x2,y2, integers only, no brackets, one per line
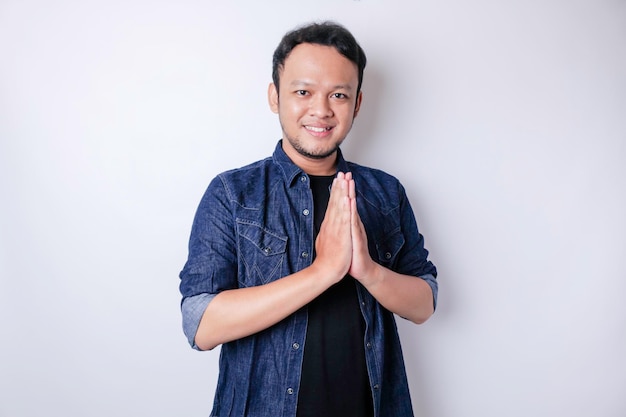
206,156,281,207
347,161,400,184
347,162,406,210
217,156,273,183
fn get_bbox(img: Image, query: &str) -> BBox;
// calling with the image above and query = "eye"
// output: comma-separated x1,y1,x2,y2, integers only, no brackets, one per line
295,90,309,96
332,93,348,99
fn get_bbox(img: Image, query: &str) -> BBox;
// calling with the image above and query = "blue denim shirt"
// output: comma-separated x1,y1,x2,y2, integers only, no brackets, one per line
180,141,438,417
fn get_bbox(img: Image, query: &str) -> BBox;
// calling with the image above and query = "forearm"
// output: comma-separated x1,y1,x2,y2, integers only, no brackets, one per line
194,263,339,351
193,173,357,350
361,263,434,324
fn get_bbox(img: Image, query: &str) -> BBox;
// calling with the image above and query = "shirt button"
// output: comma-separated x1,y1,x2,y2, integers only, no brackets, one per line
366,342,372,349
373,384,379,390
292,342,300,350
301,251,309,258
287,387,294,395
300,175,307,182
385,252,392,259
302,209,310,216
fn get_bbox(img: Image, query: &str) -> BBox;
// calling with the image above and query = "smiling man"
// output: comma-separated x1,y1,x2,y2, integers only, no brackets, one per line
179,21,438,417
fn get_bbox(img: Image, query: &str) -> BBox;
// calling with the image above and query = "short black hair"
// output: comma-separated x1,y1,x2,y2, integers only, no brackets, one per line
272,21,367,95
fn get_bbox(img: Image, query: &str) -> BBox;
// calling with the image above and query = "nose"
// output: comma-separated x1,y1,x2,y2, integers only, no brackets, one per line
309,94,333,118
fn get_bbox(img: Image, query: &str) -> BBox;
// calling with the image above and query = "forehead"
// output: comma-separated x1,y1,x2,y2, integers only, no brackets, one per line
281,43,358,86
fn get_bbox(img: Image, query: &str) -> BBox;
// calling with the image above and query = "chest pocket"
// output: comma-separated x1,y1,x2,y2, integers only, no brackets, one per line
375,228,405,269
236,220,288,286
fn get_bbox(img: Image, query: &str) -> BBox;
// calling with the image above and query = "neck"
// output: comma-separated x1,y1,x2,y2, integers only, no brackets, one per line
297,155,337,175
281,143,338,175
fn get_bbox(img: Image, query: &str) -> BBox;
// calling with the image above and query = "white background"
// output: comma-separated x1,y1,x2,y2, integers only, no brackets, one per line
1,1,625,416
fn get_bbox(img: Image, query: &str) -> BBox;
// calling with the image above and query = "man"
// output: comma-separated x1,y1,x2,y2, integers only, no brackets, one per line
180,21,438,417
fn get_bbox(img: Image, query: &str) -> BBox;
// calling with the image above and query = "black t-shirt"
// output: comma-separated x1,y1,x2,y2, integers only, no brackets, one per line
296,175,374,417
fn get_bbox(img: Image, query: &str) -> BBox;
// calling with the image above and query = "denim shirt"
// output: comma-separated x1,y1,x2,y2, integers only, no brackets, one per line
179,141,438,417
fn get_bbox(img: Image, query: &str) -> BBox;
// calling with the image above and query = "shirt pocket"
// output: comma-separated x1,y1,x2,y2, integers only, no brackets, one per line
236,219,288,286
375,227,405,269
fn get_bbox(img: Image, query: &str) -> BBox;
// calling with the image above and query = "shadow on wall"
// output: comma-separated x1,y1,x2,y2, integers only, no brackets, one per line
342,64,384,161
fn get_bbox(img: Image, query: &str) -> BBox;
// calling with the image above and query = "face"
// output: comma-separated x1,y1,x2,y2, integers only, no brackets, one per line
268,43,362,170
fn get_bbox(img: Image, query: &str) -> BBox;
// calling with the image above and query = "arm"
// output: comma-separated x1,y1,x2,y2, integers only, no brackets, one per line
194,173,354,351
195,264,336,350
351,260,435,324
347,177,435,324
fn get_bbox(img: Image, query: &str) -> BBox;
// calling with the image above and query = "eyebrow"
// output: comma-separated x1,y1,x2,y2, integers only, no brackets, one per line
289,80,354,91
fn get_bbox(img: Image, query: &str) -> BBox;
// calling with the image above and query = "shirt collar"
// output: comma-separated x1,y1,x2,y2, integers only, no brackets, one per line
272,140,350,186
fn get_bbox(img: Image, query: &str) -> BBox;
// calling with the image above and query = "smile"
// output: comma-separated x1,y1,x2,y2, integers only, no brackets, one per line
305,126,332,133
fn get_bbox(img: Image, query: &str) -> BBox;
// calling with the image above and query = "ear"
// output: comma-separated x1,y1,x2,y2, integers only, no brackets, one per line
353,91,363,118
268,83,279,114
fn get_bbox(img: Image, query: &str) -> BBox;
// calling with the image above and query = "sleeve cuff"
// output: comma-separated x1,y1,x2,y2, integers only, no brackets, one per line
419,273,438,311
181,293,216,350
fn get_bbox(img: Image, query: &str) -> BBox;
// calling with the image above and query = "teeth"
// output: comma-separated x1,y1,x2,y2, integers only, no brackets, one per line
306,126,330,132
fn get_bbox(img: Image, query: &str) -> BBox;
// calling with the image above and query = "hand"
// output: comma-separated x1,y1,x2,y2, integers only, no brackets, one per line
312,172,353,283
347,175,379,285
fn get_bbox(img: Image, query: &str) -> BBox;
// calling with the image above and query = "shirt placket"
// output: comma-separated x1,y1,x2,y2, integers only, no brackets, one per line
282,174,314,417
357,284,382,416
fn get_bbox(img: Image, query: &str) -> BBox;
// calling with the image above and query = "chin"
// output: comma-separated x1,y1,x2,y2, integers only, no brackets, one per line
283,129,346,160
297,144,339,160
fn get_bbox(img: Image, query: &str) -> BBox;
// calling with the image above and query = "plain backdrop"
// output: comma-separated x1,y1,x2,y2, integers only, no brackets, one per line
1,1,625,416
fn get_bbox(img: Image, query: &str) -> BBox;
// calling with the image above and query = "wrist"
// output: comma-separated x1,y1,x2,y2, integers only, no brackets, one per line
309,259,348,286
355,260,384,288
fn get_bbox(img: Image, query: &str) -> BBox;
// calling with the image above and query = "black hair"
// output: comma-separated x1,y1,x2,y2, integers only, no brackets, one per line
272,21,367,95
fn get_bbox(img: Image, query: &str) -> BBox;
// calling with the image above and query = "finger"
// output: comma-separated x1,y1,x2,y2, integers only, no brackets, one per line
330,175,348,201
350,196,359,228
326,177,351,227
348,177,356,200
351,196,366,234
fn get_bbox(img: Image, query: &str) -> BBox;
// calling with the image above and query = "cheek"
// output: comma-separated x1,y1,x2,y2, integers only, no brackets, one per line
281,101,305,119
336,107,356,125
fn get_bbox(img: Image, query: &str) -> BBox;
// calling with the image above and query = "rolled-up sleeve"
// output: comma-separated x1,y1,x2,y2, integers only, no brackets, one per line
419,273,438,311
179,175,238,349
396,183,438,310
181,293,216,350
